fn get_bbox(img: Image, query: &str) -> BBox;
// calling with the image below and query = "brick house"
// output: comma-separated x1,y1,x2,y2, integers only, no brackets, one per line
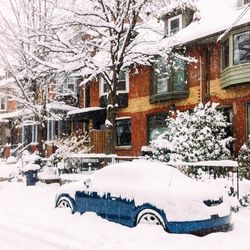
70,0,250,157
0,75,81,158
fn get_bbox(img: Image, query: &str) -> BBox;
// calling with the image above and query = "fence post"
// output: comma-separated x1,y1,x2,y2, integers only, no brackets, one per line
5,143,11,158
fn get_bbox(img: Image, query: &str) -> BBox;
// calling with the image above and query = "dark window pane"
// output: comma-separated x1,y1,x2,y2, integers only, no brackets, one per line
222,39,229,69
170,18,180,34
116,119,131,146
234,31,250,65
244,0,250,4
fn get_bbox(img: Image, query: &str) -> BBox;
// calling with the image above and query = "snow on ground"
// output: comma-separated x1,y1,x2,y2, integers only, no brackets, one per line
0,181,250,250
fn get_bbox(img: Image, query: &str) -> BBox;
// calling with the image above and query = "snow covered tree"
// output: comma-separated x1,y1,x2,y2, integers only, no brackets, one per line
37,0,197,154
152,102,233,163
238,139,250,180
0,0,67,155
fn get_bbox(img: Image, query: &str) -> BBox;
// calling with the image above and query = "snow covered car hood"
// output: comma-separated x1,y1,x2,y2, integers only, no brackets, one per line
57,160,231,222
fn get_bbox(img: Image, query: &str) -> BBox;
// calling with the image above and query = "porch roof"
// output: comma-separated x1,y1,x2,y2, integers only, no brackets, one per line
67,107,106,123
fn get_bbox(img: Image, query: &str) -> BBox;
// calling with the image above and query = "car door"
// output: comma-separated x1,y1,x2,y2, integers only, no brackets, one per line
105,194,135,227
74,179,107,217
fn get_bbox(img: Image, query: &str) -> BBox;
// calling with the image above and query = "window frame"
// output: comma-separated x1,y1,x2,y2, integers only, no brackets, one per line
20,121,39,144
56,76,79,96
115,117,132,148
147,112,168,144
47,119,63,141
99,70,129,97
168,14,182,35
233,30,250,65
152,56,187,97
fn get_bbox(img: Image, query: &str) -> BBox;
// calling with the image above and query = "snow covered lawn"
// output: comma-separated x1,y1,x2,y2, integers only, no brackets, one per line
0,181,250,250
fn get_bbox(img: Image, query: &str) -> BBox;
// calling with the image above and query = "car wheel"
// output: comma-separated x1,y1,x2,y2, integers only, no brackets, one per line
136,209,165,229
57,197,74,212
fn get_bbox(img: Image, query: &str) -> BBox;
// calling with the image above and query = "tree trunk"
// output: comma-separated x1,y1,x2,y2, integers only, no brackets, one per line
105,91,117,154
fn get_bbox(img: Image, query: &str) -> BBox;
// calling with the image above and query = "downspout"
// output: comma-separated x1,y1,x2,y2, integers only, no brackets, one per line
199,56,203,103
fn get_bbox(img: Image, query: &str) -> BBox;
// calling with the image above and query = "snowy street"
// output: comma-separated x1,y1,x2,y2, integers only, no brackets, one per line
0,182,250,250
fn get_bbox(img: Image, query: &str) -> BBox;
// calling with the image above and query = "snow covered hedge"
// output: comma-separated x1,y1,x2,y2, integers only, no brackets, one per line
152,102,233,165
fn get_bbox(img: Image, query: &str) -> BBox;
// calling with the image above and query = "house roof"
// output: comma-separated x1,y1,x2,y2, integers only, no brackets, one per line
168,0,250,45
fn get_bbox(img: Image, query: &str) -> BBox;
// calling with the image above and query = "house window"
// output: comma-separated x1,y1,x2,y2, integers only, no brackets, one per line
148,113,168,143
222,39,229,69
100,71,129,96
168,14,182,35
21,123,38,144
0,97,7,111
115,118,131,147
57,76,78,96
153,56,187,95
233,31,250,65
47,119,64,141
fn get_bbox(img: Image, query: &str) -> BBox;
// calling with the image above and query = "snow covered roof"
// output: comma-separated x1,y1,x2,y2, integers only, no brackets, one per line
0,108,33,122
67,107,105,116
165,0,250,45
46,102,79,112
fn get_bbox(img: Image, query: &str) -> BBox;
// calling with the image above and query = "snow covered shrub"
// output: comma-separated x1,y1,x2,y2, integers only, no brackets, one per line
48,130,90,170
238,139,250,180
152,102,233,165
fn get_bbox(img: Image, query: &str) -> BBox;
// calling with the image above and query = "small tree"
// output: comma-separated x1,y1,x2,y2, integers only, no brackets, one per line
238,139,250,180
152,102,233,164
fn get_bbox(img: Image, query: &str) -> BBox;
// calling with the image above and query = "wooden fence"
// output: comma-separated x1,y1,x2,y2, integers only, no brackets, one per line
89,129,106,153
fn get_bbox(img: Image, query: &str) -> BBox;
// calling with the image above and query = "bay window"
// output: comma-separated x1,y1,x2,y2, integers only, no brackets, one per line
221,29,250,88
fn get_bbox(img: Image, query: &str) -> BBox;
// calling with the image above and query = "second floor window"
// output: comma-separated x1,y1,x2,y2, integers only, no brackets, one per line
57,76,79,96
153,57,187,95
100,71,129,96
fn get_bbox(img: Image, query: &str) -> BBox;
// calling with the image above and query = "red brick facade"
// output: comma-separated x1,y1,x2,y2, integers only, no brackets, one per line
87,40,250,157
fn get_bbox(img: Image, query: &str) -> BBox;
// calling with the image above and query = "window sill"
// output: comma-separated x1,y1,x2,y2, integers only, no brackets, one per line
221,62,250,88
115,146,132,150
149,91,189,103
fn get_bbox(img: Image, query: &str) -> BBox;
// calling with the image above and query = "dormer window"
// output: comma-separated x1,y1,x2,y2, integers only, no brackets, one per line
168,14,182,35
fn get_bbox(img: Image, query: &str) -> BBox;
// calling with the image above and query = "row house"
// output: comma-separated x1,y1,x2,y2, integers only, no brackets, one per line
69,0,250,157
1,0,250,159
0,75,81,158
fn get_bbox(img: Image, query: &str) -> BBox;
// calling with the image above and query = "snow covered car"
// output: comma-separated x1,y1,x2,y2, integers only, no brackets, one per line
55,160,232,235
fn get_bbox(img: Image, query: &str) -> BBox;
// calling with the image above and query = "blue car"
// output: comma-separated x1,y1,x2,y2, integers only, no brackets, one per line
55,160,231,235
